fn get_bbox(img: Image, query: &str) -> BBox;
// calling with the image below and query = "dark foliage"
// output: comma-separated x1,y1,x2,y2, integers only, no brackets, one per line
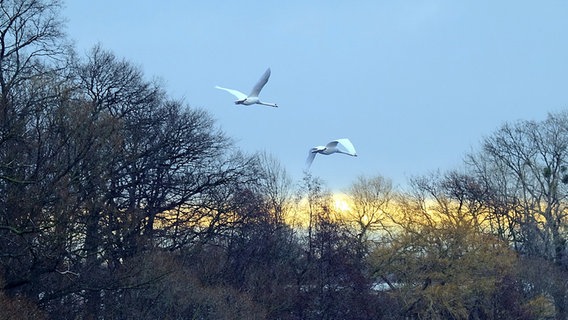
1,1,568,319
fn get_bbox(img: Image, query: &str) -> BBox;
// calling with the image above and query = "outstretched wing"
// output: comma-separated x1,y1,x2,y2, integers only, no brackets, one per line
335,138,357,156
305,151,317,169
215,86,247,100
249,68,271,98
325,140,340,149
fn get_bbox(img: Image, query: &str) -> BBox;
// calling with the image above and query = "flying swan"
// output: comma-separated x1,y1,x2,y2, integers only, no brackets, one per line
305,138,358,169
215,68,278,107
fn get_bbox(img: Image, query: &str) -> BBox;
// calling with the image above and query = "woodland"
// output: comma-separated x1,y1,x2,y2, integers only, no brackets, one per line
1,1,568,319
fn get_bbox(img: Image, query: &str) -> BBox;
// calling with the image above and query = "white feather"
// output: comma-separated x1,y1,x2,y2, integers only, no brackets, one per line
305,138,357,169
214,86,247,100
215,68,278,107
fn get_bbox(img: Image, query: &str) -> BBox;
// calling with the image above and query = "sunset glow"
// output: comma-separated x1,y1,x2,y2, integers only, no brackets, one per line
333,193,351,213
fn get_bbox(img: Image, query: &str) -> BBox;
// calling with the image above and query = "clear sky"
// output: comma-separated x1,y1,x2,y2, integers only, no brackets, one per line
64,1,568,191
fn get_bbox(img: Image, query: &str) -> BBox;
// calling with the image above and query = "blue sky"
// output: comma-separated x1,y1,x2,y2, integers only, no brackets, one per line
64,1,568,191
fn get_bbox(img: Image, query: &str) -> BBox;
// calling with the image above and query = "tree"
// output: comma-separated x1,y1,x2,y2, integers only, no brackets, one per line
99,250,268,320
370,173,522,319
220,188,304,318
372,226,521,319
63,45,257,318
0,36,262,317
346,175,395,245
292,173,380,319
0,0,74,312
467,113,568,262
0,276,46,320
256,151,293,224
307,210,377,320
0,0,67,110
466,111,568,318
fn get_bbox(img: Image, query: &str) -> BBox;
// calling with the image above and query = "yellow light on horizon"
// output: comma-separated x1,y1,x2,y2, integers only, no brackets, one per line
333,193,351,213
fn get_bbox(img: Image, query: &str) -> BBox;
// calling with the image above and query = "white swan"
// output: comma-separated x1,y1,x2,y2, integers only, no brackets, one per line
305,138,358,169
215,68,278,107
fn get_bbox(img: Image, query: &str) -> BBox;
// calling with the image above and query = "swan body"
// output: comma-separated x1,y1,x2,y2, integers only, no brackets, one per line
305,138,358,169
216,68,278,107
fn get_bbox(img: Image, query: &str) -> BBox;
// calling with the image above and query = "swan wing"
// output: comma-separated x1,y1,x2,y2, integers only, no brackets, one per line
335,138,357,156
215,86,247,100
305,151,317,169
325,140,340,149
249,68,271,98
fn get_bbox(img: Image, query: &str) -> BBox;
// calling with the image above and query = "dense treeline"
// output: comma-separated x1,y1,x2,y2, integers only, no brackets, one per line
1,1,567,319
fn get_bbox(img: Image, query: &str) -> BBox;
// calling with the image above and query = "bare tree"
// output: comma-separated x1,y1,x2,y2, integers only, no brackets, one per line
256,151,293,224
63,45,260,318
346,175,395,244
466,111,568,319
0,36,265,317
296,172,331,261
0,0,68,124
0,1,74,313
467,113,568,262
